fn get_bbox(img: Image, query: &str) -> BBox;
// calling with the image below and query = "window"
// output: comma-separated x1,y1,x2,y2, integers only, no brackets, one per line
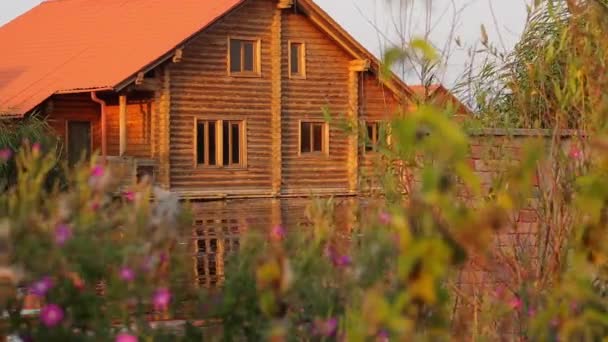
289,41,306,78
229,38,260,75
365,121,381,152
196,119,245,167
300,121,327,155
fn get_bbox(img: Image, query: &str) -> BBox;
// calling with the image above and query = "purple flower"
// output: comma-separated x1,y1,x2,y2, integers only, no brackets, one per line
314,317,338,337
54,223,72,246
379,211,391,225
270,225,285,241
115,333,138,342
0,148,12,162
528,307,537,317
333,255,352,268
123,191,136,202
377,330,390,341
119,267,135,282
153,288,171,311
29,276,54,296
90,165,105,178
159,252,168,263
40,304,64,327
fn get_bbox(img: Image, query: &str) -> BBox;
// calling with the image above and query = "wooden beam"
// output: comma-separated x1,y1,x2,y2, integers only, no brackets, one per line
172,47,183,63
277,0,293,9
270,7,282,196
157,66,171,189
349,59,370,72
135,72,145,85
119,95,127,156
347,61,361,194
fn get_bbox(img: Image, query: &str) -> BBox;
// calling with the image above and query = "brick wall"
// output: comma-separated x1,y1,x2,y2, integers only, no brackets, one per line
452,128,581,337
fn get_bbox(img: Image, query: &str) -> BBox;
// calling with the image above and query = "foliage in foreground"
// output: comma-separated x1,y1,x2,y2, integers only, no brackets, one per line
0,146,197,341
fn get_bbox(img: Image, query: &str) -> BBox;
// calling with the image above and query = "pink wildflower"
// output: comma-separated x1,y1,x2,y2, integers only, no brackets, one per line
494,284,506,298
270,225,285,241
378,211,391,225
123,191,136,202
377,330,390,342
115,333,138,342
314,317,338,337
569,146,582,160
29,276,54,296
509,297,523,311
54,223,72,246
90,165,105,178
528,307,537,317
90,201,100,210
31,142,41,156
153,288,171,311
40,304,64,327
119,267,135,282
0,148,12,162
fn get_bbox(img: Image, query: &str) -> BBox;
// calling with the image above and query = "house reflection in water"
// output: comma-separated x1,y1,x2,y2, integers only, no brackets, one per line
190,197,363,288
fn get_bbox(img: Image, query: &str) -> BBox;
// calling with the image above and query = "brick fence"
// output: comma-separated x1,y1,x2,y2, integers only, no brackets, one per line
452,128,582,337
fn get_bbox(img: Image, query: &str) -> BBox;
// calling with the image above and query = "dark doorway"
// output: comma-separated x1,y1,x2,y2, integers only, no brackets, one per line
67,121,91,166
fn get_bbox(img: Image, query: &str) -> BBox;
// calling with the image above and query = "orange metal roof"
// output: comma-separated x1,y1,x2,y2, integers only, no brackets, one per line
0,0,244,116
408,84,442,97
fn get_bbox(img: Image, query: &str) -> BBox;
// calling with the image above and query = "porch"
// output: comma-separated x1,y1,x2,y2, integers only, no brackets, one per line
48,91,163,189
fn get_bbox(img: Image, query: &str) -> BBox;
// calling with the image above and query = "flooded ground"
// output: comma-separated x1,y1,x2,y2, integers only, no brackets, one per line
188,197,373,287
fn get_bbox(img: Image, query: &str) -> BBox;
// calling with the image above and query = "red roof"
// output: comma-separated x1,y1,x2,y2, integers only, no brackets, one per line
0,0,244,116
409,84,471,114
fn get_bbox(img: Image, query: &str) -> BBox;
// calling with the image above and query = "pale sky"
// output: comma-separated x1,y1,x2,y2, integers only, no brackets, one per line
0,0,529,87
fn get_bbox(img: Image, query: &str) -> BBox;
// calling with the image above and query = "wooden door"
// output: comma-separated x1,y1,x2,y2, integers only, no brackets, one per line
67,121,91,166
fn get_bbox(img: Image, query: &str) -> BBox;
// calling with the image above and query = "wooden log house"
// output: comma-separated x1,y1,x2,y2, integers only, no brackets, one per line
0,0,415,199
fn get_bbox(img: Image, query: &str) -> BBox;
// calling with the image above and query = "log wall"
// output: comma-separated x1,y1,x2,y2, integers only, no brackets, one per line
105,99,153,158
281,9,351,194
168,0,275,196
359,73,401,189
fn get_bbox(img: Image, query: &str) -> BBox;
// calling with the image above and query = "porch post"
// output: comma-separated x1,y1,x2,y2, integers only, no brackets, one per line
347,59,370,194
119,94,127,156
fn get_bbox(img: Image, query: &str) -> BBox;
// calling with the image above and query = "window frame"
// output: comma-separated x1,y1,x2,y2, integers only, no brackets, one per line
227,37,262,77
193,117,248,169
288,40,306,79
364,121,381,153
298,120,329,157
363,120,390,154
